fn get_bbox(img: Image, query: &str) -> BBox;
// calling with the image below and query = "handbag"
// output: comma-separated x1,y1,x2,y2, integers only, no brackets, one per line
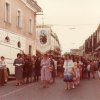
48,66,53,72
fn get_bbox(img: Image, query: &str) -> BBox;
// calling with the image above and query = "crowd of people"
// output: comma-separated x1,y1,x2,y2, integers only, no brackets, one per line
13,53,57,87
0,53,100,90
63,54,100,90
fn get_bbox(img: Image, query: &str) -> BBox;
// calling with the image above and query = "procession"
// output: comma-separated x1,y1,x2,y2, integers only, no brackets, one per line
0,0,100,100
0,53,99,90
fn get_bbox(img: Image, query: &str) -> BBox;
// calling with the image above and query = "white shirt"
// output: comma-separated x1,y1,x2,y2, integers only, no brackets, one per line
0,60,6,68
63,60,74,75
63,60,74,69
87,64,91,71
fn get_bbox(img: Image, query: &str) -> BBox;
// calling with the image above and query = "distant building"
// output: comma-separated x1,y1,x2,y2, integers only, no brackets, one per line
70,45,84,57
0,0,41,74
84,24,100,60
70,49,81,56
36,25,61,57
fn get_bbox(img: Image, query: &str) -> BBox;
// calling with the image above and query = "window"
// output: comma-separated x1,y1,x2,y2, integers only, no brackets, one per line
29,45,32,55
17,10,22,28
29,18,33,33
5,2,11,23
17,41,21,48
5,36,10,42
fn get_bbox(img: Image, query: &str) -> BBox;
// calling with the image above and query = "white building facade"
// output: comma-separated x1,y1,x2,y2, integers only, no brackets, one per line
0,0,41,74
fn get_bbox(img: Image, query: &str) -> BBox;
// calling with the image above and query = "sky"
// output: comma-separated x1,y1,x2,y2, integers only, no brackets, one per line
36,0,100,54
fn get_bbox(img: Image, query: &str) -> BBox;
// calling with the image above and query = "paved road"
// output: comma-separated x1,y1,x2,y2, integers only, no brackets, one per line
0,77,100,100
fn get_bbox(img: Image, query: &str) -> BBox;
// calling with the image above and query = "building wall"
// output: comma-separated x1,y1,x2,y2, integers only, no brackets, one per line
70,49,82,56
51,34,60,51
0,0,39,55
84,24,100,59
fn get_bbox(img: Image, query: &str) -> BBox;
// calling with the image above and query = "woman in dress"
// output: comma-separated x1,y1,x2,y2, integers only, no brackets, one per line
41,54,51,88
49,55,56,83
63,55,75,90
13,53,24,86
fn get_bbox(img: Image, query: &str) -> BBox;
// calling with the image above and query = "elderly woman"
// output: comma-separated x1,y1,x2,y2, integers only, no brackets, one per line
13,53,24,86
41,54,51,88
